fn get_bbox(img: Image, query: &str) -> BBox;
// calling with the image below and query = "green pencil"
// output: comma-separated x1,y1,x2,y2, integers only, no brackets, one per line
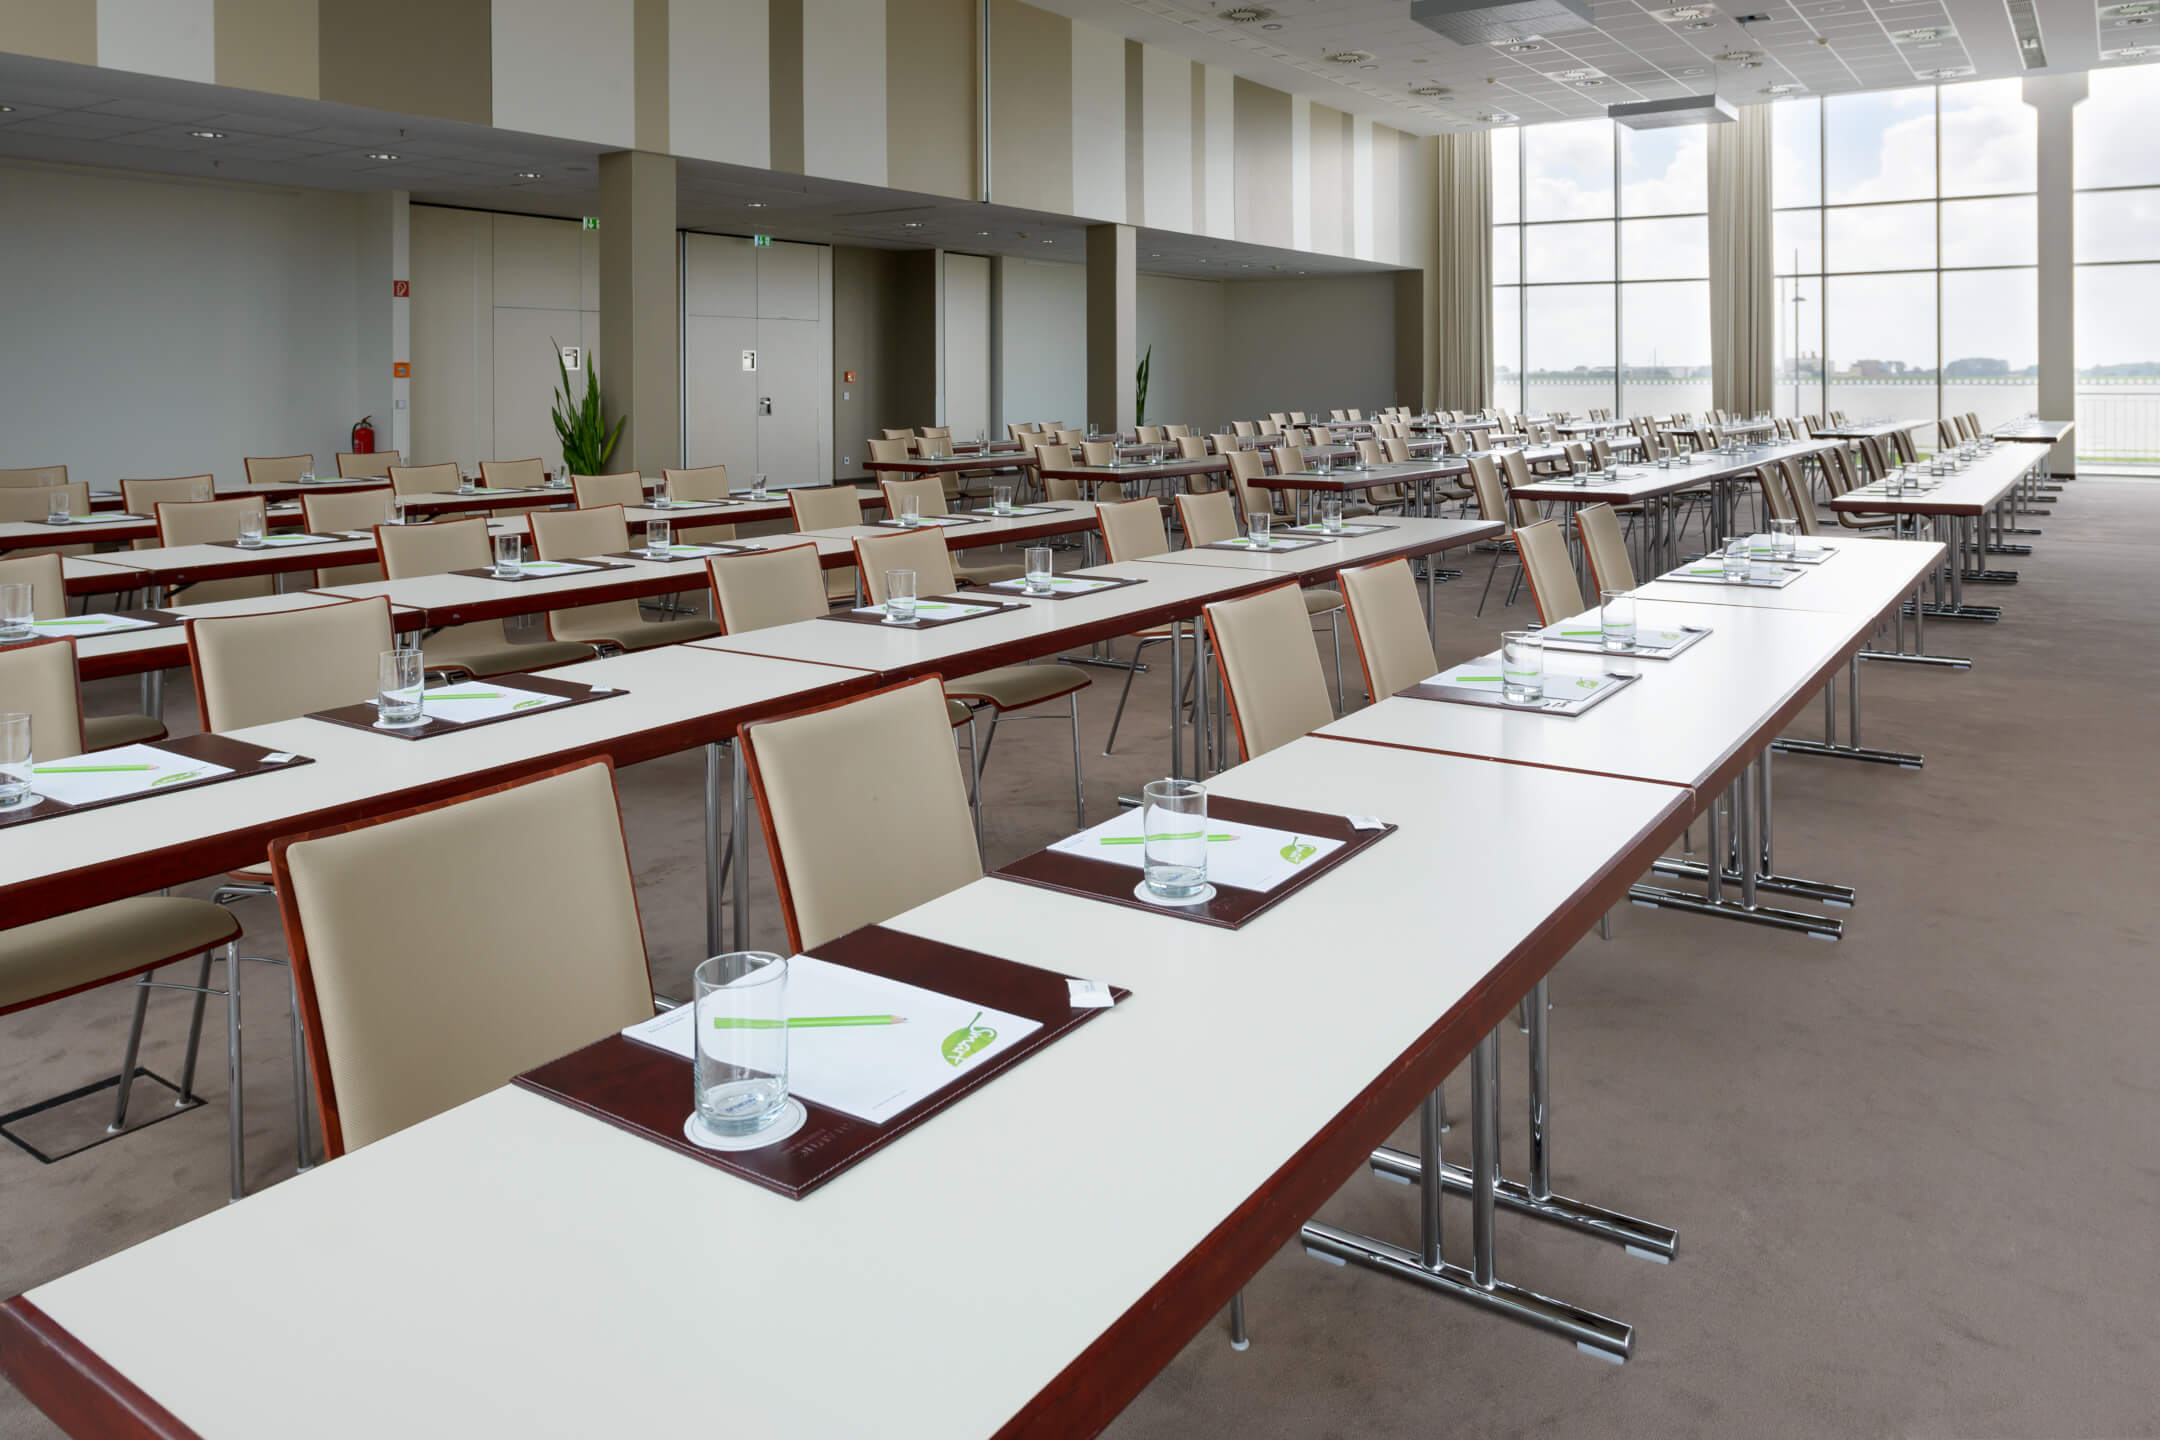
1100,832,1238,845
709,1014,907,1030
1454,674,1503,682
32,764,155,773
32,617,111,626
1559,629,1601,636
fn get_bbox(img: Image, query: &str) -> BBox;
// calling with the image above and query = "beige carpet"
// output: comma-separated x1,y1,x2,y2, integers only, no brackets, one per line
4,480,2157,1438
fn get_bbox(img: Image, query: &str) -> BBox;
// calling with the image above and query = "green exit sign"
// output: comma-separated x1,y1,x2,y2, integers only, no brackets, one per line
753,234,772,247
582,216,600,231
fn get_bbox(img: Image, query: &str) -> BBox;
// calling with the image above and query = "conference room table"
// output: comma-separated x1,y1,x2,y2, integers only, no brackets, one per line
1989,417,2073,448
1509,438,1840,553
1033,456,1230,500
0,731,1692,1438
1243,461,1466,523
1814,418,1929,464
1824,444,2040,622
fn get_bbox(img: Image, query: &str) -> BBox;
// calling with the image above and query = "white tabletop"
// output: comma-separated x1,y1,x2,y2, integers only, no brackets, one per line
1826,445,2036,517
1124,517,1497,581
20,736,1688,1440
70,592,417,669
1634,536,1944,618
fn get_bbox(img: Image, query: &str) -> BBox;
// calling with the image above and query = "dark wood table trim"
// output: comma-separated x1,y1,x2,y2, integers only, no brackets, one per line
0,1298,203,1440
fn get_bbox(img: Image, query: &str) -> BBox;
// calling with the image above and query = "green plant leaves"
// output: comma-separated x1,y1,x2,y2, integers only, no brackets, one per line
940,1010,998,1068
551,338,625,476
1135,344,1152,427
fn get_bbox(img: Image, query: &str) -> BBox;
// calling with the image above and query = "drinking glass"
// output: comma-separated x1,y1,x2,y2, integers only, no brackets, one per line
900,495,922,527
46,491,70,525
1024,547,1054,594
1316,449,1334,474
1501,631,1544,705
493,534,521,577
0,583,31,641
377,648,425,727
1246,511,1272,547
884,569,918,623
646,518,672,557
976,429,987,450
753,473,771,499
237,509,266,548
0,714,28,808
1600,589,1637,652
993,484,1015,515
693,952,790,1136
1320,498,1345,532
1770,519,1798,561
1141,778,1209,900
458,472,477,494
1721,538,1751,581
191,482,211,502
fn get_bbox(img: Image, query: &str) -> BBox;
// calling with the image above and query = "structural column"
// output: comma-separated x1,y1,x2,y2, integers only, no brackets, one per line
353,190,411,461
1086,223,1138,435
2026,75,2086,479
599,150,682,474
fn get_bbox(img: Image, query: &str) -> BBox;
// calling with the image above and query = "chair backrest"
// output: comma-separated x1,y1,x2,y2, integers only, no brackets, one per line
879,475,949,519
1338,559,1438,701
664,464,730,502
0,553,67,619
302,490,394,586
1496,449,1540,526
1755,464,1797,523
1165,424,1191,439
1513,519,1581,625
271,759,655,1156
920,425,952,439
1576,502,1635,594
1447,429,1473,455
1135,426,1166,444
188,597,395,732
1233,420,1257,436
531,504,628,562
1269,412,1289,425
1054,428,1085,445
1466,453,1507,524
1174,489,1239,548
1310,426,1335,445
881,428,915,441
1097,498,1168,562
481,458,546,489
1204,582,1335,761
1356,439,1386,466
1383,436,1412,464
573,472,645,510
244,454,312,486
0,465,67,489
388,462,461,496
853,526,956,601
789,484,864,532
708,542,830,633
1032,442,1074,473
1082,441,1119,466
1178,435,1209,460
1289,411,1309,424
155,496,266,548
336,451,399,479
1779,459,1821,535
867,438,913,464
1223,449,1274,518
1591,437,1613,467
1259,419,1283,436
1330,409,1349,421
0,482,89,522
739,677,982,951
0,638,88,761
379,516,488,577
121,475,214,514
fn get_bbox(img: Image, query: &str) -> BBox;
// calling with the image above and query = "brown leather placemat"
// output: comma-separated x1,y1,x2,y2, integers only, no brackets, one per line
0,734,313,830
817,594,1023,629
206,535,355,551
597,545,752,564
994,796,1395,931
874,514,988,528
975,574,1147,602
448,559,634,582
304,673,623,742
1203,536,1327,554
16,608,186,640
513,925,1129,1201
1277,523,1402,539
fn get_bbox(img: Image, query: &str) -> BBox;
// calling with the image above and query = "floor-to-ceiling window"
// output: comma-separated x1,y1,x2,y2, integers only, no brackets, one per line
1491,119,1710,419
2074,67,2160,473
1771,80,2038,431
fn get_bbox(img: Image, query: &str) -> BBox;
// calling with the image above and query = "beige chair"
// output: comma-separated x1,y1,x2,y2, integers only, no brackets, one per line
920,425,953,440
244,454,312,486
388,462,461,497
121,475,214,529
1204,582,1336,761
1774,458,1823,536
0,553,68,620
573,472,646,510
873,476,1022,585
1178,435,1210,460
1513,518,1582,627
1093,500,1187,753
1468,454,1526,617
852,528,1089,827
1174,489,1239,547
1821,446,1894,533
300,489,393,587
0,464,68,488
0,482,93,556
739,678,983,952
788,485,864,603
1136,426,1167,445
1054,428,1086,446
707,542,833,636
1233,420,1258,437
1755,463,1798,526
663,464,730,502
1225,450,1279,521
336,451,399,479
0,598,164,746
1339,558,1438,702
188,596,396,732
480,458,547,490
919,434,953,459
526,506,721,650
1165,424,1191,440
881,428,915,441
1081,441,1120,468
271,760,655,1156
377,519,595,677
868,437,915,467
1576,502,1635,596
152,498,275,604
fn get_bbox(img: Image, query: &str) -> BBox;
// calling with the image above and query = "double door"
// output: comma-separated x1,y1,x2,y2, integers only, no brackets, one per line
683,234,832,487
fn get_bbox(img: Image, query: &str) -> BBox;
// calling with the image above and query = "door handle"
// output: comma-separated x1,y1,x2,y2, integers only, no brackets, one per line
758,397,774,416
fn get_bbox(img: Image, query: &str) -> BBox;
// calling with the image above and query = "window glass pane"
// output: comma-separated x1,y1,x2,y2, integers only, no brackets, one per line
1491,128,1520,225
1524,220,1615,282
1525,284,1615,417
1524,118,1614,221
1620,124,1706,216
2074,262,2160,467
1620,217,1707,280
1942,268,2037,426
1826,273,1936,418
1825,88,1936,205
1492,225,1520,285
2075,189,2160,264
1942,196,2036,268
1826,201,1936,272
1492,285,1523,410
2076,67,2160,191
1775,274,1824,419
1621,281,1711,419
1773,98,1822,209
1938,79,2035,197
1774,209,1821,275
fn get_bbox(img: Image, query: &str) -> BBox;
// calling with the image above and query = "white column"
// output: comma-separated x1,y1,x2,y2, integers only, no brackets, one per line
354,190,411,462
2026,74,2085,478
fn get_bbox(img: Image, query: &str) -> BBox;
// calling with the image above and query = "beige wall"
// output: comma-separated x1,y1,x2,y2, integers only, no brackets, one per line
1220,275,1400,419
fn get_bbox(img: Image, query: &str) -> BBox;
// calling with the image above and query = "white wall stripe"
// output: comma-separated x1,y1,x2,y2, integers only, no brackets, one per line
671,0,770,168
1070,21,1126,223
1204,64,1235,239
1351,116,1374,262
96,0,214,83
1290,96,1312,253
491,0,636,148
1141,44,1192,235
802,0,886,186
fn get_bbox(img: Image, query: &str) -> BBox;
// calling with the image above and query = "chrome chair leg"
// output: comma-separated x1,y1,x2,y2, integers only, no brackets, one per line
289,973,313,1173
1102,635,1162,756
107,972,154,1133
1228,1290,1250,1351
1068,692,1086,829
965,709,984,853
225,943,244,1204
176,951,214,1102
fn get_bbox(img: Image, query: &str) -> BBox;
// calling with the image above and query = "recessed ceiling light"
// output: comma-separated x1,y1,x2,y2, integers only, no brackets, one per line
0,105,13,113
1915,65,1974,79
1574,77,1608,87
745,201,765,208
1549,67,1602,81
1505,41,1545,53
1762,82,1801,95
515,170,542,180
1041,238,1053,244
1325,50,1374,64
1260,21,1281,29
1739,59,1763,68
1715,50,1759,62
367,152,399,161
1478,110,1516,122
1150,252,1161,257
978,230,991,236
189,130,225,139
1686,19,1715,29
2117,15,2153,24
902,221,924,229
1679,67,1708,76
1656,5,1713,19
1358,62,1378,69
2103,43,2156,56
1409,83,1451,96
2105,2,2159,13
1893,26,1951,41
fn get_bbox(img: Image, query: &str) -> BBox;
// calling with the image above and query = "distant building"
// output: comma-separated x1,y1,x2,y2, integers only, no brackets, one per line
1851,359,1886,377
1945,357,2010,377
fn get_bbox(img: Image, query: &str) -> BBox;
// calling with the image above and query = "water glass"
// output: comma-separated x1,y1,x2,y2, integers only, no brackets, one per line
377,648,425,727
458,472,477,494
1501,631,1544,706
884,568,918,623
0,583,30,641
646,518,672,557
1722,538,1752,581
1316,449,1334,474
1024,547,1054,594
1600,589,1637,651
1141,778,1209,900
0,713,28,808
693,952,790,1136
900,495,922,527
1770,519,1798,561
1320,498,1345,532
993,484,1015,515
191,482,212,502
1246,510,1272,547
237,508,266,548
752,472,771,499
46,491,70,525
493,534,521,577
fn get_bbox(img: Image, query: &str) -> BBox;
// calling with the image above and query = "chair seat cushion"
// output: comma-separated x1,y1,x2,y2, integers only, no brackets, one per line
553,615,722,650
84,712,168,751
945,663,1091,711
421,628,596,677
1304,586,1344,616
0,897,240,1014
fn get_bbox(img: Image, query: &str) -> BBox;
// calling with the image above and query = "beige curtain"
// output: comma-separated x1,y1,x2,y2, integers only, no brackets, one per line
1710,105,1775,414
1435,132,1491,412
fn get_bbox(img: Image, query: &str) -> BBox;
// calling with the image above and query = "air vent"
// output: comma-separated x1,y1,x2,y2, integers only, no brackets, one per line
1892,26,1951,40
2005,0,2048,67
1654,5,1713,18
1915,66,1974,79
1715,49,1759,61
2102,2,2157,14
1325,49,1374,64
1218,5,1273,20
1409,82,1452,96
2103,43,2156,56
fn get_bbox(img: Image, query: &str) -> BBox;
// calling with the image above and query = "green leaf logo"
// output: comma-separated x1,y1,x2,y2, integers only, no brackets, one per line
941,1011,997,1068
513,699,543,710
151,771,200,787
1279,839,1318,865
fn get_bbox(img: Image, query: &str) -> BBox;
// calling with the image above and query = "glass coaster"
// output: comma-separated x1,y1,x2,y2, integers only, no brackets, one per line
1133,879,1217,907
683,1098,807,1152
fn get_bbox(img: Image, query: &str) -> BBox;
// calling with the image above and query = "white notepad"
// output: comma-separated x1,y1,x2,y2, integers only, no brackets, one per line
1048,806,1343,894
24,744,232,806
28,613,161,635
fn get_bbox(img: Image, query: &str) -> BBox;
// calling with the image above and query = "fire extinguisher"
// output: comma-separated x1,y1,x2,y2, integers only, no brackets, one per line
350,415,376,454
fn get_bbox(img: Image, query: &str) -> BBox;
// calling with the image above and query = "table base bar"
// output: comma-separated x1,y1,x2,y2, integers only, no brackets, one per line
1771,736,1924,767
1366,1146,1677,1260
1911,601,2002,623
1859,648,1971,669
1647,857,1855,908
1985,543,2033,557
1961,569,2019,584
1627,883,1843,940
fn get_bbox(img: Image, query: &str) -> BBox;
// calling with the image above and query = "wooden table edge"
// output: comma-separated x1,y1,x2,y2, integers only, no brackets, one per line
0,1297,202,1440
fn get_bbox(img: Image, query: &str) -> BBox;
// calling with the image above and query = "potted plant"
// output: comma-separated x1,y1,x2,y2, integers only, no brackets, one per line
551,339,625,476
1135,344,1152,428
